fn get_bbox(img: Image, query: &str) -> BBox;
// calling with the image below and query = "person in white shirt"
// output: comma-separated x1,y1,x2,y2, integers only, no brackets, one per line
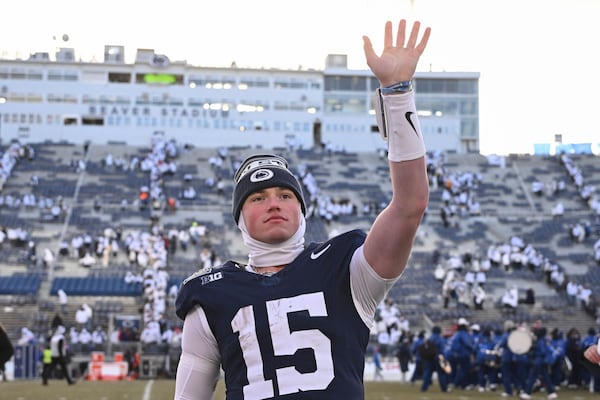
78,328,92,351
57,289,68,314
91,326,107,347
501,287,518,310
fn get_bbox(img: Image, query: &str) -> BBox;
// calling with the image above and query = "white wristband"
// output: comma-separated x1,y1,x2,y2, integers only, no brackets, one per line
375,90,426,162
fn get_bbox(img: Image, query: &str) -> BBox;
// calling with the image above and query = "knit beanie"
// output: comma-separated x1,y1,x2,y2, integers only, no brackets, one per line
232,154,306,223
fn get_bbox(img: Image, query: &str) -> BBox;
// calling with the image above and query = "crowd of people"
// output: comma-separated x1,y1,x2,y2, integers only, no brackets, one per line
429,233,599,325
1,25,599,396
376,316,600,397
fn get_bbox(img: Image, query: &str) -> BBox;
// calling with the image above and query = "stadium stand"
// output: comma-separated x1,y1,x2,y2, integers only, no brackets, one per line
1,139,599,381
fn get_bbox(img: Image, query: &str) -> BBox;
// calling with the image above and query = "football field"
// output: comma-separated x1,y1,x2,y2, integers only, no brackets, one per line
1,379,598,400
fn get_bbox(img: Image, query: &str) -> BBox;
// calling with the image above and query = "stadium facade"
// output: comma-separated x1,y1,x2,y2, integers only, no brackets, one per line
0,46,480,153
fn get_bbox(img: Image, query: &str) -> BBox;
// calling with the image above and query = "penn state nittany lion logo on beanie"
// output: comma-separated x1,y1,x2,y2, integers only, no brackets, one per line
232,154,306,223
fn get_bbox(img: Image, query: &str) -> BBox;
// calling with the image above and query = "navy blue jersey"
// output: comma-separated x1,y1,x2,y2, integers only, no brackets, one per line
176,229,370,400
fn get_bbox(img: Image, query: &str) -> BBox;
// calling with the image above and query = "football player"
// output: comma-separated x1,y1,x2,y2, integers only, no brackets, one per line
175,18,431,399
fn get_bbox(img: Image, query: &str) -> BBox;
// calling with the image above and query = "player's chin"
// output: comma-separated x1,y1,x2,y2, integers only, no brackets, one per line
261,228,294,244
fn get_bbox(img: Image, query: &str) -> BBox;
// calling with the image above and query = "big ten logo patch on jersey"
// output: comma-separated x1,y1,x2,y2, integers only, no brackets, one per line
182,267,223,286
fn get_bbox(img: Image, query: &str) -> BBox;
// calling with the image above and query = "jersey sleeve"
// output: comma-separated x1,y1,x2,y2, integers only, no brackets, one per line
175,306,221,400
349,244,399,329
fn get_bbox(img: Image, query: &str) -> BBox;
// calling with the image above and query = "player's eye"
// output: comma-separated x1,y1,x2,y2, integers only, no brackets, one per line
279,190,295,200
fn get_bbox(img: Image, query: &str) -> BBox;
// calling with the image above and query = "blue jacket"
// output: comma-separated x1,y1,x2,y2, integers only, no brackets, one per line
450,328,475,359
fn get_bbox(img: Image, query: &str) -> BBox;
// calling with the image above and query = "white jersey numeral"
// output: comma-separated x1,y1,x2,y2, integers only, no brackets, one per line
231,292,334,399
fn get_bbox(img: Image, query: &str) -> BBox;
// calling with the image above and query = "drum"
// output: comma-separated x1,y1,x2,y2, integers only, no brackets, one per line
507,329,532,354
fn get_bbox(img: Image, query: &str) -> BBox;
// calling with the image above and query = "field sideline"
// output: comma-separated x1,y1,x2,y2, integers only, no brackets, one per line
1,379,598,400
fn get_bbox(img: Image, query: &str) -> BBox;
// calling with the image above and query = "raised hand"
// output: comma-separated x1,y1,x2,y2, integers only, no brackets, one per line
363,19,431,87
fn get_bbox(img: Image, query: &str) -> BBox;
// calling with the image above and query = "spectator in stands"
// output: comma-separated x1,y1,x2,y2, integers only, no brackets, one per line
578,284,592,310
110,327,120,344
17,327,36,345
50,313,64,331
566,279,579,306
91,326,107,350
78,328,92,352
501,286,519,312
68,327,80,353
124,271,143,284
453,276,470,309
519,286,535,305
140,321,163,353
551,201,564,217
440,201,453,228
188,221,206,245
78,252,96,267
178,228,190,251
75,304,93,331
570,223,587,243
174,18,431,399
57,288,68,314
118,326,139,342
472,283,486,310
58,240,69,257
42,247,55,268
397,314,410,334
168,283,179,307
198,245,221,269
531,179,544,196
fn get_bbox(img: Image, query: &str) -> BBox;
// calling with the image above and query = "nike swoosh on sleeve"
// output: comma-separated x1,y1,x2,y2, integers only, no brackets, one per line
310,243,332,260
405,111,419,136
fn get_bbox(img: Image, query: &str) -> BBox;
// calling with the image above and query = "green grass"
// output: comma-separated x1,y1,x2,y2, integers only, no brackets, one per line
1,379,598,400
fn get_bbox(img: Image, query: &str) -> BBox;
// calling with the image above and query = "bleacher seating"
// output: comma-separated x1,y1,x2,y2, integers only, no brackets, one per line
50,276,142,296
0,141,598,345
0,273,42,295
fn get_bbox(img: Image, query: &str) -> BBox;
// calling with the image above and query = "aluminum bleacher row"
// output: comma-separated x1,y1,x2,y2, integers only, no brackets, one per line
45,274,188,297
49,276,143,296
1,142,599,340
0,273,42,295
